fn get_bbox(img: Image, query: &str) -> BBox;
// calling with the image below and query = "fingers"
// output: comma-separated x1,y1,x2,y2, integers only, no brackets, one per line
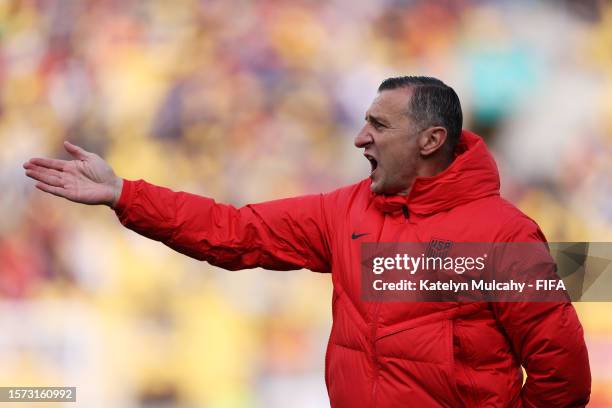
35,182,68,199
64,141,91,160
25,166,64,187
23,157,67,171
23,142,92,170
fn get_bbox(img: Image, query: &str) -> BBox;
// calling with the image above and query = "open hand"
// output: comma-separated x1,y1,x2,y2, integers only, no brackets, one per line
23,141,123,207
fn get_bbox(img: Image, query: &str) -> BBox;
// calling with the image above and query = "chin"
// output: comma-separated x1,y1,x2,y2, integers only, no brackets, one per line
370,180,383,195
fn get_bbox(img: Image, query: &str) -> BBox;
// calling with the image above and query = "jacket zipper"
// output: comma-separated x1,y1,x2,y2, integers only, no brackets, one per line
370,302,381,407
401,205,409,221
371,208,407,406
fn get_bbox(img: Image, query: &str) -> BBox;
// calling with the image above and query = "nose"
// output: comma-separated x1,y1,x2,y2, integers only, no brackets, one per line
354,125,373,148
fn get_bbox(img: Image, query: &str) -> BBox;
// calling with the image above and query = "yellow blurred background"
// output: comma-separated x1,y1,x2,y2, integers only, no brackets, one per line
1,0,611,407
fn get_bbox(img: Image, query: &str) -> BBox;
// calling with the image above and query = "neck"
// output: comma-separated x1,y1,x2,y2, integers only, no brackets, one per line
420,153,454,177
397,153,454,196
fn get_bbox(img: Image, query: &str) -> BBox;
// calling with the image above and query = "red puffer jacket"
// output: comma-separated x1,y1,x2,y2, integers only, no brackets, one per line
114,131,590,407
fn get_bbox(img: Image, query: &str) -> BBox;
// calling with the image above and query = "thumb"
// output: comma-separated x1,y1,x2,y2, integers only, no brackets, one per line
64,141,90,160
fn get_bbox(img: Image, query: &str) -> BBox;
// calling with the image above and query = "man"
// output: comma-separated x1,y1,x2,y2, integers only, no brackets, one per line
24,76,590,407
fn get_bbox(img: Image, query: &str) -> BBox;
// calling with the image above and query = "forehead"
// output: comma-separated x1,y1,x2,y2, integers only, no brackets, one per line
366,87,412,119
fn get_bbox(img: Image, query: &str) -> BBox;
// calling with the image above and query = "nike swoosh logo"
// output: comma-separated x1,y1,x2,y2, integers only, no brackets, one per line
352,232,370,240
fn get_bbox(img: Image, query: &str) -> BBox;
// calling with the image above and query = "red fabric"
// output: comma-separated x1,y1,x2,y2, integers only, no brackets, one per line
114,131,590,407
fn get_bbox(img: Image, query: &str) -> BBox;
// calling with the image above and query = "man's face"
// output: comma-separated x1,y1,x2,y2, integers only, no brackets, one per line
354,88,421,195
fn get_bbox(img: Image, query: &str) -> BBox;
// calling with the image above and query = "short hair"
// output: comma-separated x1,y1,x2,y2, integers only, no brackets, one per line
378,76,463,154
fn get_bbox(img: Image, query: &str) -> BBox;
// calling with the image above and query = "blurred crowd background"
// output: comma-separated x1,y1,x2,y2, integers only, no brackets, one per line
1,0,612,407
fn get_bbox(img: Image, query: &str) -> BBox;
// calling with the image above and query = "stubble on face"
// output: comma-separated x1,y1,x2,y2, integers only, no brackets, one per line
358,88,421,196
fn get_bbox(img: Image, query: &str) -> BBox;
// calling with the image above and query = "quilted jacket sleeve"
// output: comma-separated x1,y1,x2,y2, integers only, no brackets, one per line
490,216,591,408
113,179,333,272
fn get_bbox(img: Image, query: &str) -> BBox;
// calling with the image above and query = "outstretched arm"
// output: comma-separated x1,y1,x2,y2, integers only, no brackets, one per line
113,179,333,272
23,141,123,207
24,143,333,272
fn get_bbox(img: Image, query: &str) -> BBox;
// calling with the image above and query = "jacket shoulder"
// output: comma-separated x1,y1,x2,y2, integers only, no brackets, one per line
322,178,371,208
464,195,547,242
498,198,547,242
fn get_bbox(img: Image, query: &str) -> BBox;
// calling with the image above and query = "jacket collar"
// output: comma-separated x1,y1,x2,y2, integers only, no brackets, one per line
372,130,500,216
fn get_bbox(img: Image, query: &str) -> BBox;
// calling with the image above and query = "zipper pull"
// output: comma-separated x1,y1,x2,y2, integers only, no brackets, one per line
401,205,409,219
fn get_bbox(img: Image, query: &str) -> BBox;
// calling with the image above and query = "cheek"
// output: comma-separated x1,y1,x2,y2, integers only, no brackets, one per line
376,133,414,164
386,150,417,181
382,143,410,166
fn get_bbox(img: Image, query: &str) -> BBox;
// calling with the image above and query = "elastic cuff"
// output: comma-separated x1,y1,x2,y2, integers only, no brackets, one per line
113,178,134,215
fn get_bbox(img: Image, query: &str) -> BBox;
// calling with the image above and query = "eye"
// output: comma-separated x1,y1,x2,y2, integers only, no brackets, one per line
371,121,384,130
367,118,383,130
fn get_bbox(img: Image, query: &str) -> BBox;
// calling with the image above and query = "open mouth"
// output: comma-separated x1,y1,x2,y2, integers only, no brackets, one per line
365,154,378,174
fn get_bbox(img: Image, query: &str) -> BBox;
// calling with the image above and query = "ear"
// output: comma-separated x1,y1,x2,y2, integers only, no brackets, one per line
418,127,447,156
